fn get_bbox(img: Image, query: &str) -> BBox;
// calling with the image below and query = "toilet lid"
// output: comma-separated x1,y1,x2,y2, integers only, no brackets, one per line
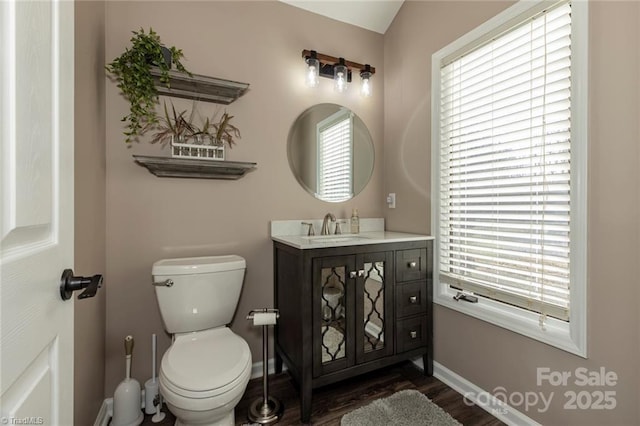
161,328,251,392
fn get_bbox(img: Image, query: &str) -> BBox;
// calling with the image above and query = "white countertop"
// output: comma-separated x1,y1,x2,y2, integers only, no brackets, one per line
272,231,434,250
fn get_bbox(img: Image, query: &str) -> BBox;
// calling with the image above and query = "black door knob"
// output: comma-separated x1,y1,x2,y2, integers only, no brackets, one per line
60,269,103,301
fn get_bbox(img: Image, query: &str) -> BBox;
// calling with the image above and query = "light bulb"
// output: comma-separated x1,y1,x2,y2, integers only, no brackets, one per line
335,72,346,92
361,75,372,97
360,65,373,97
306,57,320,88
334,63,348,93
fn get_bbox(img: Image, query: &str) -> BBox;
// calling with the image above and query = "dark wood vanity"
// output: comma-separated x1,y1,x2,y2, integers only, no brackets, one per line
272,236,433,423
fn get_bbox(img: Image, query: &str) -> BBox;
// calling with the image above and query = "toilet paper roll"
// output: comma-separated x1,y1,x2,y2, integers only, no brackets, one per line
253,312,277,326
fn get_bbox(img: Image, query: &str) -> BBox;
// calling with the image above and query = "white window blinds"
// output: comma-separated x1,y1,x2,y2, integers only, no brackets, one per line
438,2,572,321
317,110,353,202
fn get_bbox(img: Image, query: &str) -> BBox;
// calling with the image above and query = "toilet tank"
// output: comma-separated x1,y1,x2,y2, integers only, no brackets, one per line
152,255,246,334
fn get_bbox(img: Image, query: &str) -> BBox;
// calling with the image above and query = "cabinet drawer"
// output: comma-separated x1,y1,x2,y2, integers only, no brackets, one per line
396,249,427,282
395,281,427,318
396,316,428,353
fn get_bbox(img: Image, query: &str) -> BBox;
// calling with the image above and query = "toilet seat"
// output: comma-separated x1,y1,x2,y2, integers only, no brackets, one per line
160,327,251,399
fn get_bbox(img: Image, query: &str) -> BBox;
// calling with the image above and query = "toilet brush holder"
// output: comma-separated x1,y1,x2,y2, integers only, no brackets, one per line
246,309,283,425
112,336,143,426
144,379,158,415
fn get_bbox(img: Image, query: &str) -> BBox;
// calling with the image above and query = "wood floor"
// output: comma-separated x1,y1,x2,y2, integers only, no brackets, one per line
236,361,502,426
140,361,503,426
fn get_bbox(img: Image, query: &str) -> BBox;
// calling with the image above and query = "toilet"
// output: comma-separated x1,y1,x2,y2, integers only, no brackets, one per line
152,255,252,426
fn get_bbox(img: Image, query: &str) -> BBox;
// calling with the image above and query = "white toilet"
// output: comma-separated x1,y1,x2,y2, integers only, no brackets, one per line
152,255,252,426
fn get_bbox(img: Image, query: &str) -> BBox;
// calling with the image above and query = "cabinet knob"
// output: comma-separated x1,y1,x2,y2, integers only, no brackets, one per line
410,331,418,339
407,261,417,269
350,270,365,278
409,296,418,304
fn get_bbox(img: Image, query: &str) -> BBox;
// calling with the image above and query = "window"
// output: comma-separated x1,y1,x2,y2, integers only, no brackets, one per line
317,109,353,202
431,0,587,356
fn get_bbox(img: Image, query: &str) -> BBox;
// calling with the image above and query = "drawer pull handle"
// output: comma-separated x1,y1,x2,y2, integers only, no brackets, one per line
349,270,365,279
407,261,417,269
409,296,418,304
410,331,418,339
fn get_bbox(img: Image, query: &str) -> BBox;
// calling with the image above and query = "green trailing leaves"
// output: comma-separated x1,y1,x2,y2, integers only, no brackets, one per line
106,28,190,144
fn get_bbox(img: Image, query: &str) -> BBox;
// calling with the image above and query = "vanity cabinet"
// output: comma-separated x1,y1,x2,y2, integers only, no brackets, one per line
273,239,433,423
311,251,394,378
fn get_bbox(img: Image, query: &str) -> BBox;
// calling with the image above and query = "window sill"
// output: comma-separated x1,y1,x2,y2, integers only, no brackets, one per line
434,285,586,358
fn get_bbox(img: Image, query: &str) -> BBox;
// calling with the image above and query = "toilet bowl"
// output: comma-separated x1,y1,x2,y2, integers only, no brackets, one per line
159,328,251,426
152,255,251,426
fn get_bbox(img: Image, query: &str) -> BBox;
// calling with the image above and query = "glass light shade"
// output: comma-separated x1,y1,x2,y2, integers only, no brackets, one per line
360,72,372,97
334,64,348,93
306,57,320,88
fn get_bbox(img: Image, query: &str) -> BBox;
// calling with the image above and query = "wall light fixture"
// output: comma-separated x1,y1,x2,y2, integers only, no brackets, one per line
302,49,375,97
360,64,373,97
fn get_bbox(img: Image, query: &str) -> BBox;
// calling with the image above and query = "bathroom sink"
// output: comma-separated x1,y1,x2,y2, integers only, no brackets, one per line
305,235,370,244
271,220,432,250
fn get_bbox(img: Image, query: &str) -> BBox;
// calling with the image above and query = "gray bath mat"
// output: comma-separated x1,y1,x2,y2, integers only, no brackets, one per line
341,389,462,426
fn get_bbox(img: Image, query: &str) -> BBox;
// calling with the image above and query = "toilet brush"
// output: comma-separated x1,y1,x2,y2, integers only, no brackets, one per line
112,335,143,426
147,333,166,423
144,334,159,415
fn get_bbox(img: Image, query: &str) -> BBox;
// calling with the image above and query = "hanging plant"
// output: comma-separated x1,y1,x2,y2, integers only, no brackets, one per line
106,28,190,144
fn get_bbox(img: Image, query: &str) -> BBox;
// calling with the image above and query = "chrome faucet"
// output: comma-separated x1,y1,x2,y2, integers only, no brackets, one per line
321,213,336,235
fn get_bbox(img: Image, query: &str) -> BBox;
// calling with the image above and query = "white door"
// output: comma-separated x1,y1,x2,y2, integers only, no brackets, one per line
1,0,75,425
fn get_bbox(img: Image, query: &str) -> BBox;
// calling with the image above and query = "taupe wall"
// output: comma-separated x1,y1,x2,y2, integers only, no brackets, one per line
104,1,384,395
384,1,640,424
74,1,106,425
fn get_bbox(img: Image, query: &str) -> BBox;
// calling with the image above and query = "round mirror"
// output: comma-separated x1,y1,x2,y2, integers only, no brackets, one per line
287,104,374,203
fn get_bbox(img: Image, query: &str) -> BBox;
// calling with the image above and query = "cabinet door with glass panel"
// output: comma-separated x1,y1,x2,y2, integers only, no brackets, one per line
312,255,356,377
312,252,393,377
355,252,393,363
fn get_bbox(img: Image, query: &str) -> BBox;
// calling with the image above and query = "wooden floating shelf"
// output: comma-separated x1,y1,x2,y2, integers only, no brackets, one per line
150,67,250,104
133,155,256,180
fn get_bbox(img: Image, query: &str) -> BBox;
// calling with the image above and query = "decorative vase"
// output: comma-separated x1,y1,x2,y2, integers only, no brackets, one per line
160,46,172,69
170,135,224,161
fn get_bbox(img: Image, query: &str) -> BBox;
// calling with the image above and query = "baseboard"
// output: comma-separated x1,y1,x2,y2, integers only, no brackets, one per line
94,390,152,426
412,358,540,426
250,357,287,379
93,398,111,426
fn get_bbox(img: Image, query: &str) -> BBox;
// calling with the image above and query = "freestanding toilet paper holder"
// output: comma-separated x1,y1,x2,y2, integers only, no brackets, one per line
246,308,284,424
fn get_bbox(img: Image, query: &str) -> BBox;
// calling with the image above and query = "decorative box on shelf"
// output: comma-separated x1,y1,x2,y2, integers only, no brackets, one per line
171,139,225,161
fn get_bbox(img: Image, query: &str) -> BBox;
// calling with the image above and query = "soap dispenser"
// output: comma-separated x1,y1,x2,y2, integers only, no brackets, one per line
350,209,360,234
